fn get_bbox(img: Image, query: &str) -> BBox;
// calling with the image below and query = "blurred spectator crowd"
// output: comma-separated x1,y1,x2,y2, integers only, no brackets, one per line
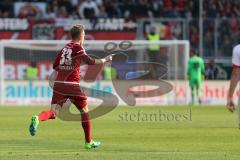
0,0,193,19
0,0,239,19
0,0,240,61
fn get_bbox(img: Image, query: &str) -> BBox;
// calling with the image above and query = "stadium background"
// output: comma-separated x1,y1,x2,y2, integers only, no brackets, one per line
0,0,238,106
1,1,240,160
0,0,238,62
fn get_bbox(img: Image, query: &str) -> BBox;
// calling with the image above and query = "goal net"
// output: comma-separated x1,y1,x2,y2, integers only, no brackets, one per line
0,40,189,106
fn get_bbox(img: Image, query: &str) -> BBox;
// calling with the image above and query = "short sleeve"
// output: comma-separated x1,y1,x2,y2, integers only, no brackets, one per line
81,54,96,65
232,45,240,67
76,45,95,65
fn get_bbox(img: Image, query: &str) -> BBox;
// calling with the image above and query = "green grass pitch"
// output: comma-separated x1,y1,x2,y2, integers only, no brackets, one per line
0,106,240,160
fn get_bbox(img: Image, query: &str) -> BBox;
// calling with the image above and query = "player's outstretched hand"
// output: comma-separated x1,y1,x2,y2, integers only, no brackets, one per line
105,54,113,62
227,99,235,113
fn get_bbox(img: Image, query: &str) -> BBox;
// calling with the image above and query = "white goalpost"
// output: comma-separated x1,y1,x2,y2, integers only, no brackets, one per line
0,42,4,106
0,40,189,106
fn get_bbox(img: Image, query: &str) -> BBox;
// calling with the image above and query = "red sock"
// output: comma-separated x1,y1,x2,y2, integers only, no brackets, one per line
81,112,91,143
38,110,55,122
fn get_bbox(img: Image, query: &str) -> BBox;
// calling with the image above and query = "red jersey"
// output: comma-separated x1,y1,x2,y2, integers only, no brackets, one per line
53,42,95,83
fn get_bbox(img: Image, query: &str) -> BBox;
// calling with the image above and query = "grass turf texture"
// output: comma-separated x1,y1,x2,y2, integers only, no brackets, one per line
0,106,240,160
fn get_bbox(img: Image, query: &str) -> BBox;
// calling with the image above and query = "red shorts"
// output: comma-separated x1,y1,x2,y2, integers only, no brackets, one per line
51,83,87,109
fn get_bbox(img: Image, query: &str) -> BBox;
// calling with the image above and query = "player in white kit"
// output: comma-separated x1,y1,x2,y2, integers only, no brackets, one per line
227,45,240,112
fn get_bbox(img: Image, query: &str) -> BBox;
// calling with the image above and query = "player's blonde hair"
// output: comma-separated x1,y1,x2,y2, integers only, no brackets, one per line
70,24,84,39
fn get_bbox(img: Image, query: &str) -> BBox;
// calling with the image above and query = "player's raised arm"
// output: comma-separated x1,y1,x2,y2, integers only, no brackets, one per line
80,50,113,65
227,45,240,112
71,24,113,65
94,54,113,64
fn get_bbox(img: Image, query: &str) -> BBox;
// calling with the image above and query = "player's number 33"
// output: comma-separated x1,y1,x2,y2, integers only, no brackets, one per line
60,48,73,65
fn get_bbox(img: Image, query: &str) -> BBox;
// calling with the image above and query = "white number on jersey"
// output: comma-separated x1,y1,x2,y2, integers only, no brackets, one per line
60,48,72,65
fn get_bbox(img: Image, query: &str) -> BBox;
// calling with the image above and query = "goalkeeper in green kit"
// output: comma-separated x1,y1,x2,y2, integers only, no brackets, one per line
187,50,205,105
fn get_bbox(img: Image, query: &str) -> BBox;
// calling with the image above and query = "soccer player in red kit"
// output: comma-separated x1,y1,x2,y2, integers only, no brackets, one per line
29,24,112,149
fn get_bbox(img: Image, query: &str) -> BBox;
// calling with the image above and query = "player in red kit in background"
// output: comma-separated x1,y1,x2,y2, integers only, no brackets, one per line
29,24,113,149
